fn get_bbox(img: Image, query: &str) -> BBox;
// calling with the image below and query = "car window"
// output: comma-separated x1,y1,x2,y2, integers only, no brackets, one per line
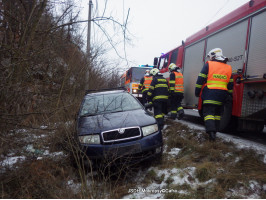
80,92,142,116
131,67,149,82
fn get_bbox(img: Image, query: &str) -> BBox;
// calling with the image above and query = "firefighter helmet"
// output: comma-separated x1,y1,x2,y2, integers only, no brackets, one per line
150,68,159,76
207,48,227,61
145,69,150,76
169,63,177,72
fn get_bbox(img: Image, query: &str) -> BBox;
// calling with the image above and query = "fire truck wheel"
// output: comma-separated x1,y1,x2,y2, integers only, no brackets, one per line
237,119,264,133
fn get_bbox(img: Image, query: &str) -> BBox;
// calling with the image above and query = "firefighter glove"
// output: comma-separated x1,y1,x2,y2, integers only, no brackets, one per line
144,102,153,109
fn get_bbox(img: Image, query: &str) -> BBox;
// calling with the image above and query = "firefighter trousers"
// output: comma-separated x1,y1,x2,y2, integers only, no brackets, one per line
142,92,148,105
170,94,184,119
202,104,222,133
153,101,168,130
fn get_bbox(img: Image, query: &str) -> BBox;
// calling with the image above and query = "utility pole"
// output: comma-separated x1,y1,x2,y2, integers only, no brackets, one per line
87,0,93,58
86,0,93,87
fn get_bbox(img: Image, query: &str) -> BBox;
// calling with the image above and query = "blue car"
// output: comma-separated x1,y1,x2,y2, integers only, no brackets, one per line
76,88,163,164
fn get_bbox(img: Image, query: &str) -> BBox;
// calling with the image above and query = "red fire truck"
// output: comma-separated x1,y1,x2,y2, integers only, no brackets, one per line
154,0,266,132
120,65,153,99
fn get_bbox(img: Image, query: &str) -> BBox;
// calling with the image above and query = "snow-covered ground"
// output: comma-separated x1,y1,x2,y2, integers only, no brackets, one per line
180,109,266,161
123,110,266,199
1,116,265,199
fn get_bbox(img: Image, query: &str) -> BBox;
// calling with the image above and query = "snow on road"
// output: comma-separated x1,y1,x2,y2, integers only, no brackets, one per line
180,109,266,163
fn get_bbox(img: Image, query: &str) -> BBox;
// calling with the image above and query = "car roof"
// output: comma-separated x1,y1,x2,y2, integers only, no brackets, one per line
85,88,127,96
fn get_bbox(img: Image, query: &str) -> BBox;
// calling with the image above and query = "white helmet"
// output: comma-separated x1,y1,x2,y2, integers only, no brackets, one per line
169,63,178,72
145,69,150,76
150,68,159,76
207,48,227,61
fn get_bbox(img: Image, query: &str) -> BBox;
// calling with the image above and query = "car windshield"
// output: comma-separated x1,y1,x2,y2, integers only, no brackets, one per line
80,92,143,116
131,67,151,82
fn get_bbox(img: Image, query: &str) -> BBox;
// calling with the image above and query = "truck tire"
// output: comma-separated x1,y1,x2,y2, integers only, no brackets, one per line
237,119,264,133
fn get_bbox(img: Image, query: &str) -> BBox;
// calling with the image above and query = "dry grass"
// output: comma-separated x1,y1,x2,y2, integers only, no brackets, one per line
142,118,266,199
1,116,266,199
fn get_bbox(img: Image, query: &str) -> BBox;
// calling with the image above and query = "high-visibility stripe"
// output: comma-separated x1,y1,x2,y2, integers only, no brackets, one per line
155,114,164,119
196,84,202,88
169,80,175,84
142,88,149,92
228,90,233,93
203,100,222,105
207,79,228,89
177,107,183,111
207,80,227,85
169,87,175,91
229,79,233,82
171,111,177,114
150,86,154,90
199,73,207,78
155,84,168,88
153,95,168,101
157,79,167,82
214,115,221,120
204,115,215,121
147,92,152,96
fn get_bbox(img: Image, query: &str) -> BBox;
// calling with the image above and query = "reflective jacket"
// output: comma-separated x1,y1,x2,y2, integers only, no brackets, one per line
207,61,231,90
147,74,169,102
142,76,153,93
195,60,233,105
169,71,184,93
138,75,151,93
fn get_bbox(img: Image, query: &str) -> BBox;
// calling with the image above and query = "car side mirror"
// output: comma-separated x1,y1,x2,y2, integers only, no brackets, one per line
153,57,158,66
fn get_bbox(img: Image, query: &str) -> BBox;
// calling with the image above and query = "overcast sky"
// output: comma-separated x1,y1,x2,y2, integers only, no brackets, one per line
78,0,250,71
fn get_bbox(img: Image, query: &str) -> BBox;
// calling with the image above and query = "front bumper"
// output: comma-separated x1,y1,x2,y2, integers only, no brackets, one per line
80,131,162,160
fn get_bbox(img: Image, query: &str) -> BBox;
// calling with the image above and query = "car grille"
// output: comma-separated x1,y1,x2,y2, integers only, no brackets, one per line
102,127,141,143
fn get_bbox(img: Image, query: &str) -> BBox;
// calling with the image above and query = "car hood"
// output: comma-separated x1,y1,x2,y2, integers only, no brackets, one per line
77,109,156,135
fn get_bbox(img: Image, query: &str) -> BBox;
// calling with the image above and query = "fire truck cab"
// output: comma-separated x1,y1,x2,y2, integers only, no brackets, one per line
121,65,154,100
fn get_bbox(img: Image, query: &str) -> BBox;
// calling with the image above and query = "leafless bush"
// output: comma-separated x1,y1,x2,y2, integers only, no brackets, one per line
0,0,132,198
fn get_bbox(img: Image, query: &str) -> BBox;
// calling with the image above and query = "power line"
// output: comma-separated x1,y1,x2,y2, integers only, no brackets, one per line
204,0,230,27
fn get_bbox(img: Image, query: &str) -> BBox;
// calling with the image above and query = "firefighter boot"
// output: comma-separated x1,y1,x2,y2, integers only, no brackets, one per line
177,109,184,120
209,132,216,142
157,118,164,131
170,112,177,120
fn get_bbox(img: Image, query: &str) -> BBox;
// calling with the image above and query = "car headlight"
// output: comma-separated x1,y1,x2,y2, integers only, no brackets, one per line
142,124,158,136
79,135,100,144
133,89,137,93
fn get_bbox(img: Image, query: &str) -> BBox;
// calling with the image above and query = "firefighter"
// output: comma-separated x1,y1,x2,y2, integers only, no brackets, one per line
138,70,152,105
195,48,233,141
146,68,169,131
168,63,185,120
